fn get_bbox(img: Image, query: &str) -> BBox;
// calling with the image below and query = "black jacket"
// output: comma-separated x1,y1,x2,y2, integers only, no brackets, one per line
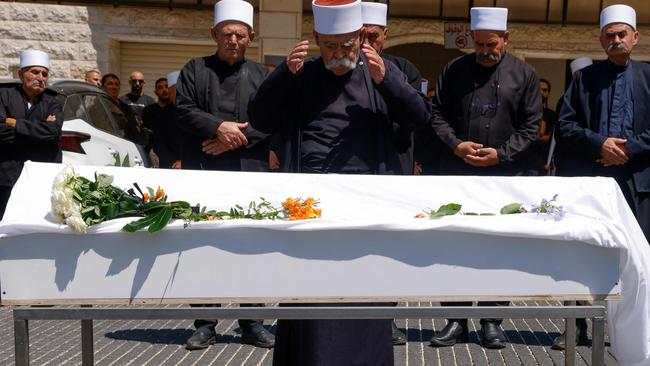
382,53,424,175
176,55,270,172
558,59,650,192
431,52,541,175
0,84,63,187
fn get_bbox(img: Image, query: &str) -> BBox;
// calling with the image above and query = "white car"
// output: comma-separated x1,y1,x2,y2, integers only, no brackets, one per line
51,80,149,167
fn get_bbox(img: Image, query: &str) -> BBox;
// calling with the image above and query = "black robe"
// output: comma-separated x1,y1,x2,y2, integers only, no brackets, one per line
431,52,542,175
142,103,182,168
249,54,430,175
558,59,650,239
0,84,63,187
382,53,425,175
176,55,270,172
249,55,430,366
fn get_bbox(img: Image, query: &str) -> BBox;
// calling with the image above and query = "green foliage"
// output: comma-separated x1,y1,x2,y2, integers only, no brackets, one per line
427,203,462,219
113,152,131,167
500,203,523,215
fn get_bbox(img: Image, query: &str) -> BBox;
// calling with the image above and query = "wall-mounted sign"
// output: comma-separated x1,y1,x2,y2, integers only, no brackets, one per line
444,23,474,49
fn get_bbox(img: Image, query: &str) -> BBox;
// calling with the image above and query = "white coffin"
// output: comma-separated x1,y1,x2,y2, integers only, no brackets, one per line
1,162,649,365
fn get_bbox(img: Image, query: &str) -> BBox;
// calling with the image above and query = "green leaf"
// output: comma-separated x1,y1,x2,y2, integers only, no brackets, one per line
100,203,119,219
122,214,159,232
464,212,478,216
430,203,462,218
500,203,523,215
113,152,121,167
147,205,173,233
121,153,130,167
96,174,114,188
147,187,155,198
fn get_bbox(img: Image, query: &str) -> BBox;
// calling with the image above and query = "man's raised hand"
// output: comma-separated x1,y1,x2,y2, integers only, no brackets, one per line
287,40,309,75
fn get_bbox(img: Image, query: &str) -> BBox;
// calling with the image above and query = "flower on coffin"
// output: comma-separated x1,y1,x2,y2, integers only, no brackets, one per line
282,197,322,220
50,167,324,234
50,165,87,233
530,194,565,221
418,195,565,221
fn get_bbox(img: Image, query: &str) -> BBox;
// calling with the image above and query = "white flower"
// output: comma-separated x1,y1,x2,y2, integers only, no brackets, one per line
66,213,88,233
51,166,86,232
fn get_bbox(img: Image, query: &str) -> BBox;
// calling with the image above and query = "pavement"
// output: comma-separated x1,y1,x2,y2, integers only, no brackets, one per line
0,301,619,365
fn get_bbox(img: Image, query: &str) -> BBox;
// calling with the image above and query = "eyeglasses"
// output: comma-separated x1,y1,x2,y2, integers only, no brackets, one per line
322,36,359,51
131,79,145,84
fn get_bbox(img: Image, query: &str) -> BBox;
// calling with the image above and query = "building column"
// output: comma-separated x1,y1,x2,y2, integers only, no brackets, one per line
258,0,302,65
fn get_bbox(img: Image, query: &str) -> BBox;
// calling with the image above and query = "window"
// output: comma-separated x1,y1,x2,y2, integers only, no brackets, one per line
99,96,128,139
62,94,88,122
82,94,117,135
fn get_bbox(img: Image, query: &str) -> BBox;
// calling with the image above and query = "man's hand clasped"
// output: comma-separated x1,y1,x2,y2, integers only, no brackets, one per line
454,141,500,167
202,121,249,156
598,137,628,167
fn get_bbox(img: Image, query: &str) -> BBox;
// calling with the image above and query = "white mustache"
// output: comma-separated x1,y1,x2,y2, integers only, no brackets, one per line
608,43,628,52
31,80,45,87
325,58,357,70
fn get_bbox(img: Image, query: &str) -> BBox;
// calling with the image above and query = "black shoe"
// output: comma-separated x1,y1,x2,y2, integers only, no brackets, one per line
481,321,507,349
240,323,275,348
430,320,468,347
392,321,406,345
186,324,217,350
551,323,589,350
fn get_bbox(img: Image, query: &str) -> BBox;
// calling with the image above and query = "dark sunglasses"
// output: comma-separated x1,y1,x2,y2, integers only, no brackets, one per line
131,79,145,84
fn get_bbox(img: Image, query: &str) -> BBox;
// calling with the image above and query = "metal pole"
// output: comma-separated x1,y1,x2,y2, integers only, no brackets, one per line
565,301,576,366
592,316,606,366
81,305,94,366
14,319,29,366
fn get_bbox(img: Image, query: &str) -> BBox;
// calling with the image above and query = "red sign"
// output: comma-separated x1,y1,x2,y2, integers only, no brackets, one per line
444,22,474,50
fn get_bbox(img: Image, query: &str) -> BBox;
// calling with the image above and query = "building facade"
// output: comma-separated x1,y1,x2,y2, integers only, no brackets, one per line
1,0,648,108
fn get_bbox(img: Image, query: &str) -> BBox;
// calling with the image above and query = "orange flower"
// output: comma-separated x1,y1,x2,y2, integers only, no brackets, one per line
154,187,165,201
143,192,150,202
282,197,322,220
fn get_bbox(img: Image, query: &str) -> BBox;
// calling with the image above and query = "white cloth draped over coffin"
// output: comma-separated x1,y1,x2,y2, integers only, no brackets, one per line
1,161,649,366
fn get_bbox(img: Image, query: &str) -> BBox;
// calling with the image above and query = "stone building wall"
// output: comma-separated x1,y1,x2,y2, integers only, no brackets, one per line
2,2,649,81
0,2,214,80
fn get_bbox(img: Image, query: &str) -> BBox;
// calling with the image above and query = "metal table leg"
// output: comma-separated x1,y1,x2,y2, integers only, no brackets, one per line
14,318,29,366
81,306,94,366
591,315,606,366
565,301,576,366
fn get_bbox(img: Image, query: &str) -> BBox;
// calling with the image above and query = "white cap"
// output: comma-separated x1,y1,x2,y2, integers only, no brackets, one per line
570,57,593,75
19,49,50,70
470,7,508,32
166,71,180,87
214,0,253,29
361,2,387,27
600,4,636,31
312,0,363,35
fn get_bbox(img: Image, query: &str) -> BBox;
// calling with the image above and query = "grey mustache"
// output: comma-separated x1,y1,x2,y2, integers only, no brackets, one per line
476,54,500,63
608,43,627,51
325,58,357,70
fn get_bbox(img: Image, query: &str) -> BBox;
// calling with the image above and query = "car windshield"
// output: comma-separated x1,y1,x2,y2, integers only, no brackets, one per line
99,96,128,139
62,93,117,136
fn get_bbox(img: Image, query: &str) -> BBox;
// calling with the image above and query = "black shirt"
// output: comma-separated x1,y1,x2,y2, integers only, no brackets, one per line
119,93,155,121
301,62,378,174
142,103,182,168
